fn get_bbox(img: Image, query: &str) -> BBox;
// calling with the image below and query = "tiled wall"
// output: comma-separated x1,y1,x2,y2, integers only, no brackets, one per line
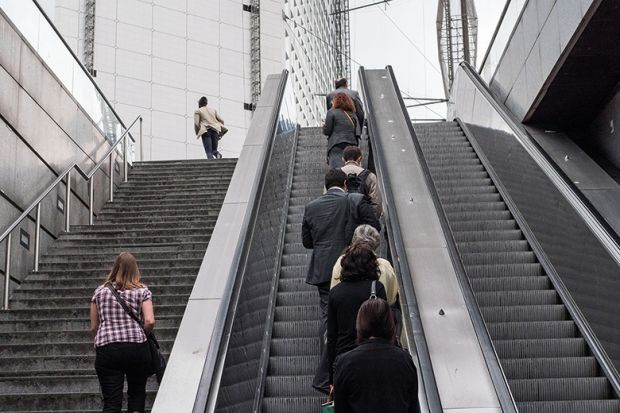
488,0,594,121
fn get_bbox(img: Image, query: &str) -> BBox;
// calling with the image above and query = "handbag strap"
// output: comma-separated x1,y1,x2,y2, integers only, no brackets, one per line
107,285,146,333
370,280,377,300
343,110,356,130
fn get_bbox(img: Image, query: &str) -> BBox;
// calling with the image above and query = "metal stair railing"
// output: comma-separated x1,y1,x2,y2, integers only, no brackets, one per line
0,115,141,310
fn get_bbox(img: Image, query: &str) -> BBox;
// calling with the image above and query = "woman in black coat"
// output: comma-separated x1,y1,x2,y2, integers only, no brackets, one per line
325,244,387,384
323,92,359,168
333,298,419,413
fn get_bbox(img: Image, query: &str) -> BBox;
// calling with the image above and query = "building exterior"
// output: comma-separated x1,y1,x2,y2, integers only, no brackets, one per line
49,0,350,160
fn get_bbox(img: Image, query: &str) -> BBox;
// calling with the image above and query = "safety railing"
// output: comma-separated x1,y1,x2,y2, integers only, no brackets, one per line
0,115,142,310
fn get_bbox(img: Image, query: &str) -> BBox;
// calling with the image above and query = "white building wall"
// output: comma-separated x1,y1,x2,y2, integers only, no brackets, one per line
51,0,345,158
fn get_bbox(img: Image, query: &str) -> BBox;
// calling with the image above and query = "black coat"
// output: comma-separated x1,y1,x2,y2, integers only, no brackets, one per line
302,189,380,285
333,339,419,413
327,280,387,382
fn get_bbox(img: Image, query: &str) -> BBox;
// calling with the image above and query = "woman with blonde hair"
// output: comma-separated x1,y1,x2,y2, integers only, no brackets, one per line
323,92,359,168
90,252,155,413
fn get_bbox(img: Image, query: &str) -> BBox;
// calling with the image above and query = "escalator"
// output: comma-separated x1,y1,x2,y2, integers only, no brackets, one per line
261,127,325,411
414,121,620,413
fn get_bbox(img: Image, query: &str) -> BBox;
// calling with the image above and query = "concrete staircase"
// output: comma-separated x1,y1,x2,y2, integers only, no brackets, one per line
0,159,236,412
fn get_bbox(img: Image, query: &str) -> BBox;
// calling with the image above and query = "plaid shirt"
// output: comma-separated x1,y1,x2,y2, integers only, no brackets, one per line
91,284,152,347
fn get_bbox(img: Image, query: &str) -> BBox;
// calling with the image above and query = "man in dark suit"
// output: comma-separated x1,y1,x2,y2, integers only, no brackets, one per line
302,168,380,392
326,78,365,138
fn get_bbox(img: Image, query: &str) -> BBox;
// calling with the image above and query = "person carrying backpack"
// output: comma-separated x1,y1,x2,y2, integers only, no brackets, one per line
341,145,383,217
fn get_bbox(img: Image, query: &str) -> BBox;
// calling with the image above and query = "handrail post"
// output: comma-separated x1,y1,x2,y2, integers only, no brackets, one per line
109,153,114,202
65,171,71,232
139,116,143,161
3,234,11,310
33,204,41,272
89,179,94,225
123,136,128,182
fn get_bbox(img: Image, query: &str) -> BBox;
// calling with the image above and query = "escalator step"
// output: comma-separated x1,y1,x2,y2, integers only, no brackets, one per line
272,320,320,338
264,375,317,397
450,219,517,232
268,355,320,376
494,338,587,358
453,229,523,242
440,193,501,203
446,210,512,222
461,251,537,265
501,357,597,379
278,278,314,292
274,305,319,322
516,399,620,413
438,185,497,195
276,292,316,307
458,240,530,253
281,254,312,267
509,377,612,401
480,305,567,322
470,275,550,291
474,290,559,306
465,263,544,278
279,265,307,279
262,396,327,413
443,201,506,213
487,320,577,339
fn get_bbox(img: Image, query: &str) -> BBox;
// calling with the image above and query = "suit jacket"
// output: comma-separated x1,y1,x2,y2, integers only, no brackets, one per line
326,87,365,131
323,108,359,151
333,339,420,413
194,106,225,138
302,189,380,285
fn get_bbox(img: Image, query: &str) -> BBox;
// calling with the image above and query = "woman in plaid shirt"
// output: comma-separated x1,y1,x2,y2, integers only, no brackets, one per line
90,252,155,413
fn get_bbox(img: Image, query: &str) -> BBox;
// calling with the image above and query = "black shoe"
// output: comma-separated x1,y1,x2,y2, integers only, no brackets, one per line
216,152,222,159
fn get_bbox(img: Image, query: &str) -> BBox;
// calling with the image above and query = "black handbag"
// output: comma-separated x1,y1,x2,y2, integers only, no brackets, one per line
107,286,167,383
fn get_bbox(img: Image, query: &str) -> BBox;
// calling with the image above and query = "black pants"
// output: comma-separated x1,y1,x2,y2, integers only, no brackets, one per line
201,128,219,159
312,281,331,392
95,341,151,413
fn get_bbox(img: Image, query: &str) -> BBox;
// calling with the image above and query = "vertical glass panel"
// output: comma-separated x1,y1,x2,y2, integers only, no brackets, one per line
0,0,132,145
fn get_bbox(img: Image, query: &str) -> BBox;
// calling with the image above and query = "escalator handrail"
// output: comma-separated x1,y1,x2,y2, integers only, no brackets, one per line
359,66,443,413
381,66,517,412
190,70,292,413
456,62,620,397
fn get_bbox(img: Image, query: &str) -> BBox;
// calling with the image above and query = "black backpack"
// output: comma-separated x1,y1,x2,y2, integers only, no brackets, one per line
346,169,371,198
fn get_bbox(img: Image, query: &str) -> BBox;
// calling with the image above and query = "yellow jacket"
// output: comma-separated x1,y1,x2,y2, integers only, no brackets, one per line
331,256,399,305
194,106,224,138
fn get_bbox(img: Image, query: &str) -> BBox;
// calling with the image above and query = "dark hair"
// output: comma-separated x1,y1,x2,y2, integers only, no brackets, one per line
343,145,362,162
340,243,379,282
356,298,395,343
335,78,348,89
198,96,208,107
325,168,347,190
332,92,356,113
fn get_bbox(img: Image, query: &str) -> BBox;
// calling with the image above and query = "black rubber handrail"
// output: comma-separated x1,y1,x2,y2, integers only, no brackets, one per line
457,62,620,398
359,66,443,413
192,70,291,413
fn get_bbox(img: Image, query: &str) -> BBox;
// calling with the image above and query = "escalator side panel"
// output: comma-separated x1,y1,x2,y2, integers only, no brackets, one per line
360,68,499,411
214,126,297,412
452,64,620,381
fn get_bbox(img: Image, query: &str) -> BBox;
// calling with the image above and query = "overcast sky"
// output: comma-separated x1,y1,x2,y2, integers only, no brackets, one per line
350,0,506,120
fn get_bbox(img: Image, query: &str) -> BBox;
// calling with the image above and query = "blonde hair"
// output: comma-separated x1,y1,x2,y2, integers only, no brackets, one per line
105,252,144,290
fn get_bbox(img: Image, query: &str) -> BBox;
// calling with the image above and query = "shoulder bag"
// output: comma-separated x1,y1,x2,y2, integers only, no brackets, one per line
107,285,167,383
343,110,357,132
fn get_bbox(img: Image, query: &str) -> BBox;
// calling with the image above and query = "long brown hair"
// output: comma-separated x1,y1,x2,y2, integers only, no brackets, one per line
105,252,144,290
356,298,395,344
332,92,356,113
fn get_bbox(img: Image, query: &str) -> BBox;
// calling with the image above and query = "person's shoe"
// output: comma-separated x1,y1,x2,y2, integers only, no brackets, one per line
216,152,223,159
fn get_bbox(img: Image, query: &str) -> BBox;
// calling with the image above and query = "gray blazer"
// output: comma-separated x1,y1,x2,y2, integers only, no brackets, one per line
323,108,359,151
302,189,380,285
326,87,365,130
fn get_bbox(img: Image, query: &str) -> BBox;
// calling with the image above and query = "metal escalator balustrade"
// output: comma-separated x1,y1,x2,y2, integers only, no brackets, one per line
415,121,620,413
261,127,325,411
